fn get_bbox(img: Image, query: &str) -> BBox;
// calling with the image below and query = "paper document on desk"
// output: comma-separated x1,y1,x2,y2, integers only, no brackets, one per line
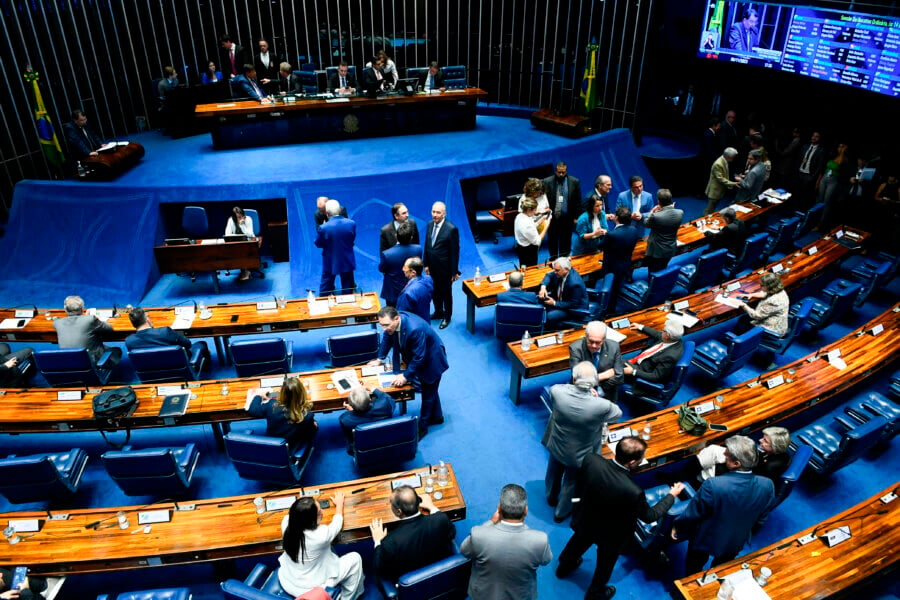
670,311,700,328
171,313,195,329
606,328,626,343
715,295,742,308
97,141,130,152
0,318,31,329
308,300,329,316
722,569,771,600
729,204,753,214
200,239,221,245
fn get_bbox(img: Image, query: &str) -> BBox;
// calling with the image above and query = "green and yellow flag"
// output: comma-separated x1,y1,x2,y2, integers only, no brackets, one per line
706,0,726,45
23,68,65,172
580,41,600,116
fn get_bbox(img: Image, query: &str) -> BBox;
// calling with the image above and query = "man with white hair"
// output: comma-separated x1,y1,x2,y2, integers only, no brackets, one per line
538,256,588,329
623,318,684,383
314,199,357,295
313,195,347,228
423,201,460,330
568,321,624,401
543,361,622,522
338,385,395,451
53,295,123,367
704,147,739,215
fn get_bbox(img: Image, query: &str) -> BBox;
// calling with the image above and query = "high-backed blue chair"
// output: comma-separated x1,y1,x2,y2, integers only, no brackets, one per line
565,273,616,326
239,207,267,279
222,562,337,600
377,552,472,600
101,443,199,496
224,432,314,486
843,391,900,440
182,206,208,239
0,448,88,504
473,180,503,243
353,415,418,471
618,263,681,312
691,327,764,379
802,279,862,331
34,347,116,387
792,203,826,245
406,67,427,81
840,252,898,306
97,588,191,600
755,444,814,528
762,216,801,260
759,297,815,357
440,65,467,88
726,232,768,278
324,65,357,85
129,344,208,383
494,303,546,341
326,330,380,367
621,341,695,409
298,70,319,94
793,414,887,476
676,248,729,293
229,338,293,377
633,483,696,553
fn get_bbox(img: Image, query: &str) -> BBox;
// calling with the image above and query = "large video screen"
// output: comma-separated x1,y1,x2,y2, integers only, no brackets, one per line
697,1,900,97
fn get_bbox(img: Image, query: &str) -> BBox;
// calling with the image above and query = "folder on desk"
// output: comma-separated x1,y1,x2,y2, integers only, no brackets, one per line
158,392,191,418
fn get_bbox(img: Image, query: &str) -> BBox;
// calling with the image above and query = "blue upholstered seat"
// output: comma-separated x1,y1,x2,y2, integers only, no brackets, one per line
224,431,314,486
129,344,208,383
96,588,192,600
181,206,208,239
326,330,380,367
0,448,88,504
406,67,427,81
34,347,116,387
473,180,503,243
890,370,900,400
691,327,764,379
221,562,337,600
353,415,419,471
760,297,815,356
633,483,696,552
801,279,862,331
793,204,825,243
839,251,898,306
843,391,900,439
726,232,768,279
229,338,293,377
101,443,200,496
494,303,546,341
619,263,681,312
377,551,472,600
621,341,695,409
440,65,467,88
762,216,801,260
794,414,887,476
676,248,729,293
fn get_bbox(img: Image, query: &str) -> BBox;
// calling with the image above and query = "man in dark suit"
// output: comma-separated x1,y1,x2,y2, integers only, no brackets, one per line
231,64,268,101
538,257,588,329
704,207,747,255
396,257,434,322
314,199,356,295
379,202,421,251
370,307,449,438
0,343,35,387
219,33,247,79
643,189,684,272
496,271,541,305
568,321,624,402
313,196,347,228
673,435,775,574
53,295,122,367
623,319,685,384
600,207,641,311
615,175,655,237
796,131,826,208
362,54,388,96
253,39,281,91
328,61,358,95
587,174,614,231
556,437,685,599
423,201,460,330
418,61,445,92
369,485,456,581
276,62,302,95
63,109,103,162
717,110,740,156
339,385,395,447
124,308,210,366
379,222,423,307
542,161,582,258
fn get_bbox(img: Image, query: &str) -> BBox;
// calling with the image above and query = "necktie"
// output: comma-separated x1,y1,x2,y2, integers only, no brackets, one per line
432,223,440,245
631,343,664,365
341,76,346,88
229,49,235,74
428,74,434,90
592,352,600,369
557,276,566,301
801,145,814,171
250,79,263,99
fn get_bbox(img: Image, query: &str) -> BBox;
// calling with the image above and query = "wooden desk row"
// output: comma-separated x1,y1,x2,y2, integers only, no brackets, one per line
153,237,263,294
601,301,899,473
674,483,900,599
0,365,414,435
504,227,865,404
0,464,466,576
461,198,782,333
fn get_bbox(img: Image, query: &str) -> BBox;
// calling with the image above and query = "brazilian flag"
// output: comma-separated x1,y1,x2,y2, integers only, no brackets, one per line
23,69,65,173
580,42,600,116
706,0,726,46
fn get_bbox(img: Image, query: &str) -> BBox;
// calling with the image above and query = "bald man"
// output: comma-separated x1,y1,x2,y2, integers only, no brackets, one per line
423,202,460,329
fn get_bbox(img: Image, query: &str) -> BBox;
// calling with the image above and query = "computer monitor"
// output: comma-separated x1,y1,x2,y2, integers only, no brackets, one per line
223,234,250,243
395,78,418,94
164,238,191,246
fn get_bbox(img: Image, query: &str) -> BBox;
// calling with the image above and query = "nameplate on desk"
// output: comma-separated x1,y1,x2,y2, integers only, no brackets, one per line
256,301,277,311
535,336,557,348
766,375,785,389
822,525,852,547
870,324,884,336
488,273,507,283
216,103,237,107
808,246,818,256
174,307,194,316
57,390,83,401
844,231,861,240
607,428,634,443
391,474,422,490
265,496,297,511
335,294,357,304
835,230,844,239
7,518,40,532
725,282,742,292
87,387,103,394
610,318,631,329
302,488,321,497
260,376,285,387
138,510,171,525
157,385,184,396
360,365,385,377
771,264,784,274
693,401,715,415
14,309,34,318
673,300,690,311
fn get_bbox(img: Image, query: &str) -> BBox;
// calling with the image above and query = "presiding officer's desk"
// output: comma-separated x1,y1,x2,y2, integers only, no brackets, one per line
0,464,466,575
462,198,781,333
80,142,145,181
601,301,900,472
194,88,488,149
504,227,865,404
0,365,415,435
674,483,900,599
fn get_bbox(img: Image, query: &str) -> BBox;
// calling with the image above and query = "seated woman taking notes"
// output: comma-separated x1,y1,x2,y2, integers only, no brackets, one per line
246,377,318,447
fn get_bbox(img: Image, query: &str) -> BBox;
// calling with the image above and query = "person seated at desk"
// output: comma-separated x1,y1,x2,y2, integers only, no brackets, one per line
328,61,358,95
703,207,746,255
571,195,607,256
362,55,388,96
0,343,35,387
278,494,364,599
515,197,551,268
62,108,103,162
124,307,210,364
622,318,684,383
568,321,624,402
497,271,541,305
365,50,399,87
277,62,302,95
339,385,395,452
201,59,223,85
732,272,790,337
157,66,178,106
538,257,588,329
418,61,446,93
225,206,255,281
396,257,434,322
231,63,270,102
246,377,318,448
53,295,122,367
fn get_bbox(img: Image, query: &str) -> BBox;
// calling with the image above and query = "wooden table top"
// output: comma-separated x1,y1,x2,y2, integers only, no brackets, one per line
0,464,466,575
0,293,381,343
506,227,865,380
463,200,779,308
195,88,488,117
674,483,900,599
602,300,900,471
0,365,414,434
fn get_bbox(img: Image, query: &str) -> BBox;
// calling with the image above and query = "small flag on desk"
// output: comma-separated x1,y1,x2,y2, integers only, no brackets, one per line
23,67,65,174
580,41,600,116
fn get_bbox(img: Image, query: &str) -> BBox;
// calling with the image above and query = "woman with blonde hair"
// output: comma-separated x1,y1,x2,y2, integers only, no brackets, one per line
734,272,789,336
514,196,550,267
519,177,550,217
246,376,317,446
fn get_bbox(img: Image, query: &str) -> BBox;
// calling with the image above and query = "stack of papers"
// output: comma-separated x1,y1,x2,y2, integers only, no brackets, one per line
730,204,753,214
172,307,195,330
308,300,330,316
715,295,742,308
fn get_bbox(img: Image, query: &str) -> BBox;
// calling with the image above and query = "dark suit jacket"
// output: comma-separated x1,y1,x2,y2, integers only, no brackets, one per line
375,512,456,580
362,67,387,93
63,122,103,161
632,325,684,383
247,395,317,447
328,71,359,93
705,219,747,255
798,143,826,176
417,70,445,90
231,74,266,100
542,175,582,224
338,389,395,440
396,275,434,322
540,269,588,312
496,288,541,305
125,327,191,351
315,214,356,274
379,220,421,252
254,52,281,81
571,454,675,550
424,219,460,277
615,190,655,237
277,73,302,95
645,206,684,259
220,44,248,78
379,243,423,304
378,311,449,384
568,337,624,399
53,314,113,362
313,205,348,228
600,224,641,281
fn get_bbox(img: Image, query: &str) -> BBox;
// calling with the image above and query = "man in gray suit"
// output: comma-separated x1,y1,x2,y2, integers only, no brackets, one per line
461,484,552,600
735,149,766,203
543,362,623,522
53,295,122,366
643,189,684,272
569,321,624,402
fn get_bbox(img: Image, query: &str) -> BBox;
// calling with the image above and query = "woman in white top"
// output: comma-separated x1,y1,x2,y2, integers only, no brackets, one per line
365,50,398,86
277,493,364,600
514,197,550,267
225,206,254,281
518,177,549,217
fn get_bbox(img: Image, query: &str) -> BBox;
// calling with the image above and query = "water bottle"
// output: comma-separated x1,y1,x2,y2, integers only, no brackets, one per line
601,423,610,444
307,290,315,303
556,329,565,344
521,330,532,351
436,461,449,486
76,161,86,177
474,267,482,286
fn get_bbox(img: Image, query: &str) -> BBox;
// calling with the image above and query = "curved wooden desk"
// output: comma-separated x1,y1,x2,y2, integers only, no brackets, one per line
81,142,145,180
462,199,782,332
674,483,900,599
504,227,866,403
0,464,466,576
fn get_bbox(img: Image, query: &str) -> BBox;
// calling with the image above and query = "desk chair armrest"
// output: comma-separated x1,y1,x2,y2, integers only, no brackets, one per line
96,349,116,370
376,576,398,600
633,377,664,394
397,553,471,587
188,344,206,371
243,563,270,588
221,579,281,600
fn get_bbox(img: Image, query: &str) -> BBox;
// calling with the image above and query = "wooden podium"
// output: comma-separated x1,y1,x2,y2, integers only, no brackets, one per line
81,141,145,180
530,108,592,138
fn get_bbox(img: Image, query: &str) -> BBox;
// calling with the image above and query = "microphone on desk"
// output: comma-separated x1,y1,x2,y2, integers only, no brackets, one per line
112,304,118,318
165,298,196,312
84,497,175,530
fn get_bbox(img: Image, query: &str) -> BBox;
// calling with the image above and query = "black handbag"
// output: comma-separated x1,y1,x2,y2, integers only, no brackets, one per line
92,386,139,447
677,404,709,436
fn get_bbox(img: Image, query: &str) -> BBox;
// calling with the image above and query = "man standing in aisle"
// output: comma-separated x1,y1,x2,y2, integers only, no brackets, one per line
643,189,684,273
543,161,582,258
424,202,460,330
315,199,356,295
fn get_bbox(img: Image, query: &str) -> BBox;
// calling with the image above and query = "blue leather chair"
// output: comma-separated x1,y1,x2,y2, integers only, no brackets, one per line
406,67,427,81
756,444,814,527
241,207,267,279
224,431,314,486
726,232,768,278
494,303,546,341
762,216,801,260
298,70,319,94
633,483,696,553
377,552,472,600
34,347,116,387
843,391,900,439
839,252,898,307
230,338,294,377
793,414,888,476
300,62,317,72
890,370,900,400
691,327,764,379
182,206,208,239
440,65,467,88
221,562,336,600
324,65,358,85
618,263,681,312
621,341,695,409
353,415,418,471
792,203,826,245
802,279,863,331
676,248,729,293
584,273,616,321
473,180,503,243
101,443,200,496
759,297,815,357
129,344,208,383
326,330,380,367
0,448,88,504
97,588,191,600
